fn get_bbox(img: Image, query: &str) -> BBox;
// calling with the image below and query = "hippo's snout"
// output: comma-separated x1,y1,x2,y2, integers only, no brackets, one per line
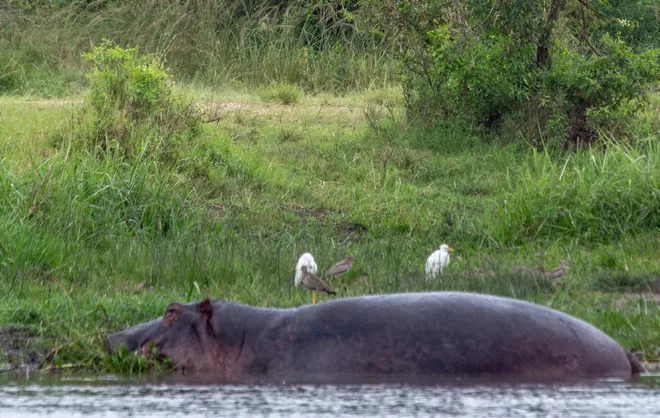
104,319,161,354
104,332,130,354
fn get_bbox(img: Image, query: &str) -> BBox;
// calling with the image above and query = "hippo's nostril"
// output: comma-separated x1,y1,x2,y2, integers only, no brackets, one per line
142,338,167,357
141,341,155,356
140,340,170,363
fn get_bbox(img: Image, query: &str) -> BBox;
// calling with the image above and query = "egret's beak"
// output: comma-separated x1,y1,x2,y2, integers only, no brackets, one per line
449,247,454,254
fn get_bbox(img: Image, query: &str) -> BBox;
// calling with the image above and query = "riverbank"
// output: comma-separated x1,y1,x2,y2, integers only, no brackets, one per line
1,85,659,375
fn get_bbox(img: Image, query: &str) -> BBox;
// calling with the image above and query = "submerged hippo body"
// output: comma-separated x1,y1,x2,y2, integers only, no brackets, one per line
105,292,644,382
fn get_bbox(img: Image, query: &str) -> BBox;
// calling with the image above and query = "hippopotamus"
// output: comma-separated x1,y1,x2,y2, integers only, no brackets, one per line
104,292,644,383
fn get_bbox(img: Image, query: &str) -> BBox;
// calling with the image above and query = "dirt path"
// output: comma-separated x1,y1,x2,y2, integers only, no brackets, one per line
4,98,360,114
1,98,368,125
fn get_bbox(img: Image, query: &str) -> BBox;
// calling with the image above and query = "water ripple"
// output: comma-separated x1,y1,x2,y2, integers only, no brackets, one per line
0,375,658,417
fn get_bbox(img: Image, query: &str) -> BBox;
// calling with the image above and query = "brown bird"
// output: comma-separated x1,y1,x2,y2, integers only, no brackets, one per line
325,256,354,277
548,260,570,280
551,277,564,289
300,265,336,304
547,260,570,289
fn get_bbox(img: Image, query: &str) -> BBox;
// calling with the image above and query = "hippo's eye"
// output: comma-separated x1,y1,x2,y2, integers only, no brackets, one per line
163,303,183,326
165,302,182,314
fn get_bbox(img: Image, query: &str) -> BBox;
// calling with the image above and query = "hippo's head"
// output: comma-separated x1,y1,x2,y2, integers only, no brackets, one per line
105,299,224,373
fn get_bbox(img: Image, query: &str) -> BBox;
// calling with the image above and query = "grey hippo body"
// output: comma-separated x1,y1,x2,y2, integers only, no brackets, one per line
105,292,644,382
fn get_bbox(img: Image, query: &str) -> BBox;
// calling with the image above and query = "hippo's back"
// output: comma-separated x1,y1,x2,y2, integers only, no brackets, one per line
273,292,634,379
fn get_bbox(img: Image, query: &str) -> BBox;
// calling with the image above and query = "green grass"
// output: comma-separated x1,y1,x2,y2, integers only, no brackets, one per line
0,85,659,373
258,83,303,105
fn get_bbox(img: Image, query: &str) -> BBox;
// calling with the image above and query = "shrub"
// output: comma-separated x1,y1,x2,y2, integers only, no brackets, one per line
56,40,201,162
544,35,660,143
424,27,535,127
383,0,660,145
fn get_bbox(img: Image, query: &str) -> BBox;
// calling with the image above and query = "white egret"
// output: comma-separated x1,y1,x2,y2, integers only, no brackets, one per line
295,252,318,287
425,244,453,279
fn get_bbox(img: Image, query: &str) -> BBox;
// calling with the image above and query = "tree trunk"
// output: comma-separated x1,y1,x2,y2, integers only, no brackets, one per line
535,0,565,69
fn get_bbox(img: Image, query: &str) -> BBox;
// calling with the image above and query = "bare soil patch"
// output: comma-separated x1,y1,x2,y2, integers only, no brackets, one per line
0,326,47,375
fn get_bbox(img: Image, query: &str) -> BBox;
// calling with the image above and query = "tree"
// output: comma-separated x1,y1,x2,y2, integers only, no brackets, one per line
374,0,660,145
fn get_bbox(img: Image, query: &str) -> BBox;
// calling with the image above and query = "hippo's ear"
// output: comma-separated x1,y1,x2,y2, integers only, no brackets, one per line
199,298,213,320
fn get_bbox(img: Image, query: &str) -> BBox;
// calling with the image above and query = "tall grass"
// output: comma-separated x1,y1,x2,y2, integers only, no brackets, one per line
0,0,397,96
493,139,660,243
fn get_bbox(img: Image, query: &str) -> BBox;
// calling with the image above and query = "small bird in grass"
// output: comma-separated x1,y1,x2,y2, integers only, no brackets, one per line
325,256,354,295
548,260,570,288
425,244,453,279
325,256,354,278
300,265,336,304
295,252,318,287
548,260,570,280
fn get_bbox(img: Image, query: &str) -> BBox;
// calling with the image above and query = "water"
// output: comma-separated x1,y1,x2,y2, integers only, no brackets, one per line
0,374,658,417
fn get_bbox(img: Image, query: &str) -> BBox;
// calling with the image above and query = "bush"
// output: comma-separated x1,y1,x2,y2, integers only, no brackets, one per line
544,35,660,143
55,40,201,162
384,0,660,145
84,41,171,119
423,27,535,126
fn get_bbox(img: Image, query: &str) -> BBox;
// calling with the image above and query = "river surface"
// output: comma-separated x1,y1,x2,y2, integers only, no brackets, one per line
0,374,658,417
